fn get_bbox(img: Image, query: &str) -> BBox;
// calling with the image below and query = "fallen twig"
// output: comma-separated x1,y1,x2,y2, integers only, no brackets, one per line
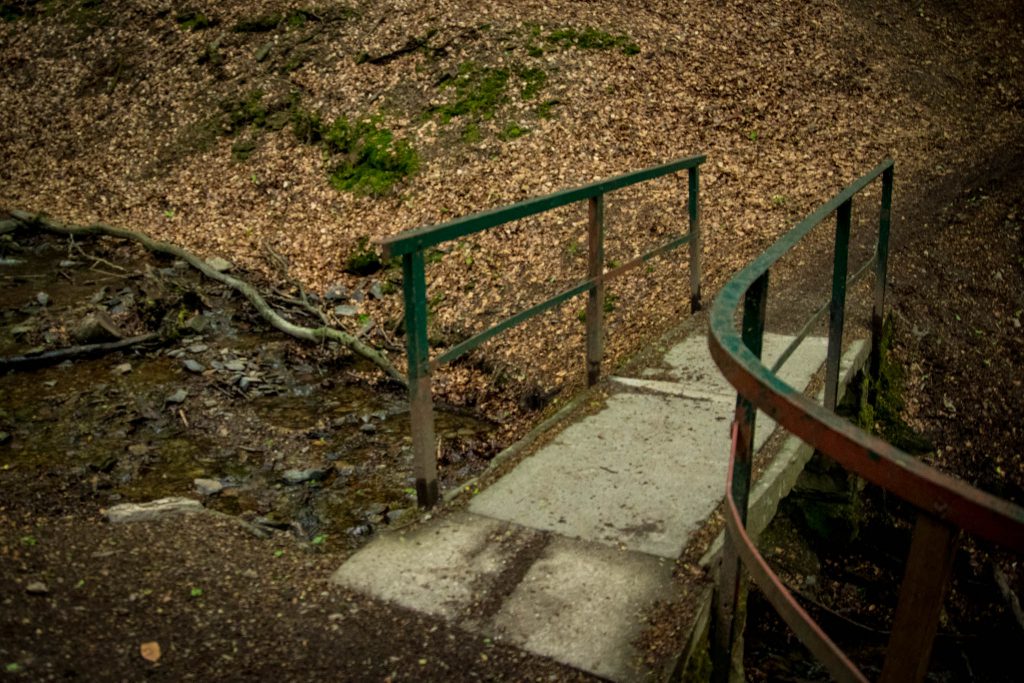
7,210,408,387
0,333,161,371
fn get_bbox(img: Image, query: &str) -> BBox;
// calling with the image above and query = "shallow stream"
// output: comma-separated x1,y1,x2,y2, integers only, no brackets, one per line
0,233,495,551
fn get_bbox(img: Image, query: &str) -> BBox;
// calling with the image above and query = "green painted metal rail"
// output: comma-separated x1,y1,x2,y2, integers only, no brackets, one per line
380,154,706,507
708,160,1024,682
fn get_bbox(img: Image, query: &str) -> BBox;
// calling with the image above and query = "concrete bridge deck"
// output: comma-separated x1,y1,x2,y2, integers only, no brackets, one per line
330,330,867,681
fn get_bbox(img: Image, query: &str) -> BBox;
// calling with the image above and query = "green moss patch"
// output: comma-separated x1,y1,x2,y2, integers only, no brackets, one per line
325,118,418,196
497,121,528,141
544,26,639,55
292,113,418,196
433,62,510,124
174,10,215,31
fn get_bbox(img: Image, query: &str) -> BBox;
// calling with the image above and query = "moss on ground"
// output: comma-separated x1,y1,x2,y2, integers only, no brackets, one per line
299,115,419,196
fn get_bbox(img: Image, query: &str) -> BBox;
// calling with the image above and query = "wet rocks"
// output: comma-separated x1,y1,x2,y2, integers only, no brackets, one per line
182,359,205,373
72,311,123,344
282,467,332,485
105,497,204,523
165,388,188,405
194,478,224,496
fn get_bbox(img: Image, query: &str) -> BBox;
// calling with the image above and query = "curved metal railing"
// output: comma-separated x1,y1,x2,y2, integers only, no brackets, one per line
708,160,1024,682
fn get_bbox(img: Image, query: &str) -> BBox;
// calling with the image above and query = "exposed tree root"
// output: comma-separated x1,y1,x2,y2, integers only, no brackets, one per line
5,210,408,387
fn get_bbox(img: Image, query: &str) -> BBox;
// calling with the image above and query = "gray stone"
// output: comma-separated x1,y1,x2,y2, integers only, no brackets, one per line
224,359,246,372
25,581,49,595
105,497,203,523
187,343,209,353
72,311,123,344
324,284,350,302
255,42,272,62
182,359,205,373
165,389,188,405
206,257,233,273
111,362,132,375
194,478,224,496
35,291,50,307
185,314,210,334
282,467,330,485
333,304,358,317
359,422,377,434
368,281,384,300
10,323,33,338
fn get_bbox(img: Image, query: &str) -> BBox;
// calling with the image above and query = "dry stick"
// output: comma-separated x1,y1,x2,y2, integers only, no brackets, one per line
0,333,161,371
8,210,408,387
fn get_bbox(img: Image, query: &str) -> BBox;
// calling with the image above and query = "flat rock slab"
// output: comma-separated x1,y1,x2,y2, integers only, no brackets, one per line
105,496,203,523
470,334,828,558
329,512,541,620
490,536,673,682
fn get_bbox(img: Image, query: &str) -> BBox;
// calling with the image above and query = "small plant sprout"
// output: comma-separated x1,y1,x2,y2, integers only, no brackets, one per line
189,587,203,598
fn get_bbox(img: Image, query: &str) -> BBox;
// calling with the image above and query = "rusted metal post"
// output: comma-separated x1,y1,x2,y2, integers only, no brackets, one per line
880,513,959,683
586,194,606,386
688,166,702,313
870,166,894,402
824,198,852,412
402,251,438,507
712,271,769,683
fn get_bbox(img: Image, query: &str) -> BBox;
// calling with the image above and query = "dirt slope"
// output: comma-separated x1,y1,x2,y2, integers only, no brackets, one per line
3,0,1021,420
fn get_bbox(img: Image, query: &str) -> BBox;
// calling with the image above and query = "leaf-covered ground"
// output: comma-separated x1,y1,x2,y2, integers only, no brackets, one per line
3,0,1021,431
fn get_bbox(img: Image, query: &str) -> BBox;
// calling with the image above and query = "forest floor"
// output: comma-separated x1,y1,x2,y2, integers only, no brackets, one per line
1,0,1023,680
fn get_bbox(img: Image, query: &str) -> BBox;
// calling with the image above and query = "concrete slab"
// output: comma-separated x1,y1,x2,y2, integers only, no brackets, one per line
470,335,829,557
329,512,540,619
490,536,673,682
637,332,829,396
471,392,731,557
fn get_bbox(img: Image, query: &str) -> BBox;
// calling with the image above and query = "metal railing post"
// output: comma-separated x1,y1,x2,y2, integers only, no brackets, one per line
880,513,959,683
586,194,606,386
870,167,894,401
402,251,439,507
713,271,769,683
824,199,852,412
689,166,702,313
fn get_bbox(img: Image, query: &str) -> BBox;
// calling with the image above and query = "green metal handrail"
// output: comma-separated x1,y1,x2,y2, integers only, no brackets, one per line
379,154,706,506
708,160,1024,682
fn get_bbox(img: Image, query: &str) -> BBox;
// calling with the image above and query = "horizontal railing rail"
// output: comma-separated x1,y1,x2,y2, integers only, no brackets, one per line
379,155,706,507
707,160,1024,683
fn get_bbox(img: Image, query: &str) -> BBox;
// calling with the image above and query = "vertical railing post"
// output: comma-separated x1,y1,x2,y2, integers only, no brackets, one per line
586,194,606,386
870,166,894,402
402,251,438,507
824,199,852,412
712,271,769,683
879,513,959,683
688,166,702,313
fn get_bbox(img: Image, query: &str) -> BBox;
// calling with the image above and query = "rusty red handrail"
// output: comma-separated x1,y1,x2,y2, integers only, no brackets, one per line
708,160,1024,682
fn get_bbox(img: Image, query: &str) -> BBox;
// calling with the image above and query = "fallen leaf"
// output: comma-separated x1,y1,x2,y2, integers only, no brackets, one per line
140,641,161,663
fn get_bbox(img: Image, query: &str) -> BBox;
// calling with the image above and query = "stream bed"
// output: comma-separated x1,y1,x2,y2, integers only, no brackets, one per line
0,231,497,552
